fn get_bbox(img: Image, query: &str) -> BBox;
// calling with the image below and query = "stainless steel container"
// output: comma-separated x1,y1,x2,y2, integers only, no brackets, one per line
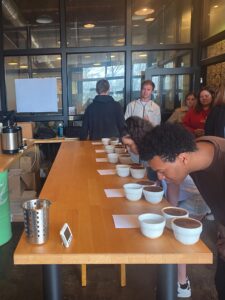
22,199,51,245
1,125,19,154
16,126,23,149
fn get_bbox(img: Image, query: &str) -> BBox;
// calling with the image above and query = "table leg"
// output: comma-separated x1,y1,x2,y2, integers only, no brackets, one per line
156,264,177,300
43,265,62,300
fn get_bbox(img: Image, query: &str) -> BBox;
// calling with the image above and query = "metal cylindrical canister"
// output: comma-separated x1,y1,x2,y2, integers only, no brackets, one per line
1,126,19,154
22,199,51,245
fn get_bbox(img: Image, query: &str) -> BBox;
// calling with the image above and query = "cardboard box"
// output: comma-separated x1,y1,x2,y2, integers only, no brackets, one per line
8,169,25,197
17,122,35,139
10,190,37,222
20,156,33,172
21,171,41,191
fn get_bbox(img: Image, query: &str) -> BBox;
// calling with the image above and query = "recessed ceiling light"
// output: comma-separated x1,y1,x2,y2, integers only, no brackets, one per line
139,54,147,57
213,5,219,8
82,38,92,41
8,62,18,66
84,23,95,29
133,24,140,27
135,8,154,16
36,15,53,24
84,55,91,58
93,63,101,66
132,15,146,21
110,55,115,58
145,17,155,22
56,57,61,60
20,65,28,69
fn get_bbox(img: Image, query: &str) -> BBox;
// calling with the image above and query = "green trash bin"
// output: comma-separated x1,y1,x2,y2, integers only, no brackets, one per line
0,170,12,246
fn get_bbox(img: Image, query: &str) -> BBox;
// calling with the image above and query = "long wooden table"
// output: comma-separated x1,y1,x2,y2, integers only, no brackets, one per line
14,141,213,300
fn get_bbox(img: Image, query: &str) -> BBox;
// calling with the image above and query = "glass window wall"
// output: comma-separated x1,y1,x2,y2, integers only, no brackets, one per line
67,52,125,115
132,0,192,45
132,50,192,112
202,0,225,39
2,0,60,49
66,0,125,47
4,55,62,113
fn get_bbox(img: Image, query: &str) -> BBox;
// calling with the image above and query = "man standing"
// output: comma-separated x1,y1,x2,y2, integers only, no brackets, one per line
80,79,127,140
125,80,161,126
138,122,225,300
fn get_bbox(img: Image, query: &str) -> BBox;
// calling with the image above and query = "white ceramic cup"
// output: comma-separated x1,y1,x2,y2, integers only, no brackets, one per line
161,206,189,229
102,138,110,146
138,213,166,239
123,183,142,201
116,164,130,177
107,153,118,163
143,186,164,204
105,145,115,154
171,217,203,245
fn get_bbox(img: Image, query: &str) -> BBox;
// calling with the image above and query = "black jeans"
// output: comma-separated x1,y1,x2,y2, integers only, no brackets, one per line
215,254,225,299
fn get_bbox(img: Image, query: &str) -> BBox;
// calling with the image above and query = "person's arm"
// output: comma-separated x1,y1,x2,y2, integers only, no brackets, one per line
167,109,179,123
155,105,161,125
166,182,180,206
115,103,128,138
124,102,133,120
121,136,139,154
182,109,195,133
79,108,89,140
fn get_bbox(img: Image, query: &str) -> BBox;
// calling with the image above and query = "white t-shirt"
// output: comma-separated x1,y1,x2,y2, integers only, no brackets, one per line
125,99,161,126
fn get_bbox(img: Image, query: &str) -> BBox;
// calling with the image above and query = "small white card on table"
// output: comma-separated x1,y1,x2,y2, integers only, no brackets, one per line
97,169,116,175
92,142,103,145
104,189,124,198
112,215,139,228
96,158,108,162
95,149,105,153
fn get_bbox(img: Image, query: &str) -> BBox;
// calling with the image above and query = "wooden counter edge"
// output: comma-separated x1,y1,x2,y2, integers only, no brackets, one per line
14,252,213,265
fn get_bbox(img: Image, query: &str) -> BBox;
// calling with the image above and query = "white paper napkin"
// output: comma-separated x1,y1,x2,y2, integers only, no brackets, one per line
95,149,105,153
104,188,124,197
96,158,108,162
97,169,116,175
112,215,139,228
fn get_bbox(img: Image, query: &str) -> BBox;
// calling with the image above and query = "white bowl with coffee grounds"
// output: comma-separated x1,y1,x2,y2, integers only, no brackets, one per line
171,217,202,245
143,186,164,204
161,206,189,229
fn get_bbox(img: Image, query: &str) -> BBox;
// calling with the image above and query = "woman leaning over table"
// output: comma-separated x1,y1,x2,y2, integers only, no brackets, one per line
183,86,215,137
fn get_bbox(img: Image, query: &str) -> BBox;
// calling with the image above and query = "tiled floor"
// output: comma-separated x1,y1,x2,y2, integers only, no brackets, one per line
0,219,218,300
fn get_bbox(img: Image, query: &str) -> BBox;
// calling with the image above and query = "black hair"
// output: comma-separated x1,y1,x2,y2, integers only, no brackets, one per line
138,123,197,162
126,116,153,146
96,79,110,94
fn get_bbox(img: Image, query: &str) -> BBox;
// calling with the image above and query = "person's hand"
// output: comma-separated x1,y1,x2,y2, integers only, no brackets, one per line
121,136,139,154
194,128,205,137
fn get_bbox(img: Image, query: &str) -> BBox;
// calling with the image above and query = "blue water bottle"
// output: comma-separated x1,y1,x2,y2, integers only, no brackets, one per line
58,122,63,137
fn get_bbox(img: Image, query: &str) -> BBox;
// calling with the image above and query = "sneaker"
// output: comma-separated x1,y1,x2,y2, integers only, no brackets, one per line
177,278,191,298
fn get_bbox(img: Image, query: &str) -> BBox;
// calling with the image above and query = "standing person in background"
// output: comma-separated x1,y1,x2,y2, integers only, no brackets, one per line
183,86,215,137
167,92,196,124
125,80,161,126
205,84,225,138
80,79,127,140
